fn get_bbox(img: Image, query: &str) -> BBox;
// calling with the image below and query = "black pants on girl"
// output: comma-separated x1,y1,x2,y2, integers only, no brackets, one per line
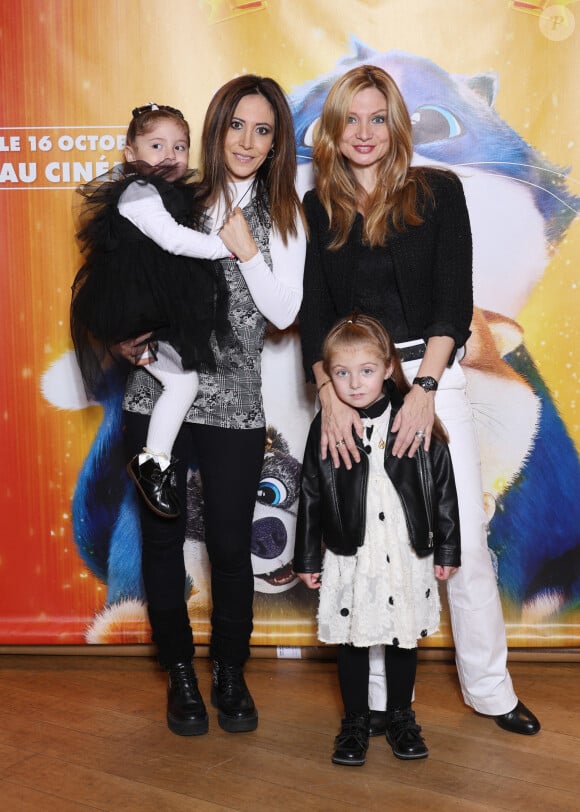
124,411,265,668
337,643,418,715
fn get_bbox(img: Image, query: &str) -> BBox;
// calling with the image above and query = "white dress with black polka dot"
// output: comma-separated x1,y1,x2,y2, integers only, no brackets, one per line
317,405,441,649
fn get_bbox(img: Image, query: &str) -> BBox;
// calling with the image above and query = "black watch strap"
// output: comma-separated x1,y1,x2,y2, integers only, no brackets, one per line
413,376,438,392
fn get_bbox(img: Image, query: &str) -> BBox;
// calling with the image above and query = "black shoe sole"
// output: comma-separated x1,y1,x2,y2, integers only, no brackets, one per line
126,461,180,519
386,732,429,760
331,754,366,766
167,712,209,736
390,749,429,760
216,711,258,733
211,687,258,733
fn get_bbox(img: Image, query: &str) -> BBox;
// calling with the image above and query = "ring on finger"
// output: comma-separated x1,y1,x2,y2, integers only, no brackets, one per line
415,430,426,439
336,439,346,447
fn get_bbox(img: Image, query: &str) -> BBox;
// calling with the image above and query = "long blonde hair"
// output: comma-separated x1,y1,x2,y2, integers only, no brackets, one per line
313,65,433,248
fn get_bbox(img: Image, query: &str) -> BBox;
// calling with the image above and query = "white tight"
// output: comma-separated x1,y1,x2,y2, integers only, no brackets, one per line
142,341,198,461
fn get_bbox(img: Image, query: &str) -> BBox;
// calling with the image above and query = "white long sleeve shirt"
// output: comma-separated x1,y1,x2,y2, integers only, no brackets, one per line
118,181,230,259
118,178,306,330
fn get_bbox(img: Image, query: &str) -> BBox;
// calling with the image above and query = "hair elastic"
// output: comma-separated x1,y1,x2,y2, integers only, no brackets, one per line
132,103,184,119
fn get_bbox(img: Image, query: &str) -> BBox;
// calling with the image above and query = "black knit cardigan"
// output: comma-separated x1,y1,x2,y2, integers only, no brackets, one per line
299,168,473,381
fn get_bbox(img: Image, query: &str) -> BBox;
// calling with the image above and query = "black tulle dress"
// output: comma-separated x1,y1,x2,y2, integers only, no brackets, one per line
70,164,228,397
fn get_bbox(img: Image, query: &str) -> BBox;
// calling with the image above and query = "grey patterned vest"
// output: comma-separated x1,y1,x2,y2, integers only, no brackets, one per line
123,196,271,429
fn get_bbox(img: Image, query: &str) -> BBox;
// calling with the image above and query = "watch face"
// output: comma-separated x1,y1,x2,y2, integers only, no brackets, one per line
414,376,438,391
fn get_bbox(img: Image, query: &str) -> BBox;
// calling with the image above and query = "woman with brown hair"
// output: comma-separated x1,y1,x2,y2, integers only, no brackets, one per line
299,64,539,742
122,75,306,736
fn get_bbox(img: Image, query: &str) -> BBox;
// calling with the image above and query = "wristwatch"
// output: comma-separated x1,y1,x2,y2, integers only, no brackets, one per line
413,376,439,392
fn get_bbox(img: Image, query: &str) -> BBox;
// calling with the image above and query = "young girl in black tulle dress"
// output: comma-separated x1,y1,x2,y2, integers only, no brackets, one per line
71,104,232,518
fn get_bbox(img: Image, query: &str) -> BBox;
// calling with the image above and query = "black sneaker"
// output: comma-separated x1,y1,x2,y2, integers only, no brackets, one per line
211,660,258,733
385,707,428,759
166,661,208,736
127,455,180,518
331,712,370,766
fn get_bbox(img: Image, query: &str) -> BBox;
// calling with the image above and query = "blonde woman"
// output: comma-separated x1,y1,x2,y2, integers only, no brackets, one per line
299,65,539,740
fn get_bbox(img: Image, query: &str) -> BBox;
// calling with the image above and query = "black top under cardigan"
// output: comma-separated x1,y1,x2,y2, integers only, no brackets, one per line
299,168,473,381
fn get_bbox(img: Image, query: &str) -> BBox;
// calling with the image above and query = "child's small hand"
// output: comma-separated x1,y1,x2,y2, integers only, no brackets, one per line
434,565,458,581
296,572,322,590
114,333,155,366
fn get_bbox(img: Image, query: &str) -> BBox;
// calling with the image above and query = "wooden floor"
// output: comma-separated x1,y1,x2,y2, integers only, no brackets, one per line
0,654,578,811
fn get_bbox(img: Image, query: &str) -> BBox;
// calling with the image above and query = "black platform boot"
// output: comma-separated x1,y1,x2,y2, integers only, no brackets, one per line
166,661,208,736
331,711,370,766
211,660,258,733
127,455,180,518
385,707,428,759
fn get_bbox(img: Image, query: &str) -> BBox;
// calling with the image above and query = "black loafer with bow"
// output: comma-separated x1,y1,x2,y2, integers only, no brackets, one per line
127,455,180,518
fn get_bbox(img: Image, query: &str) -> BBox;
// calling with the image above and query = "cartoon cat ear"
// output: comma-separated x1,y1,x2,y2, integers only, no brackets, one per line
484,310,525,357
349,35,376,62
465,72,498,106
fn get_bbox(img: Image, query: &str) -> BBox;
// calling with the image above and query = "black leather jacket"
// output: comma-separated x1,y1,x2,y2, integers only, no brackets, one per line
293,386,461,573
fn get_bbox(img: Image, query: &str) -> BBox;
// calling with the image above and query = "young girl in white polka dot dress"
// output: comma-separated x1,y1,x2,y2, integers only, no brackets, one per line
294,314,461,766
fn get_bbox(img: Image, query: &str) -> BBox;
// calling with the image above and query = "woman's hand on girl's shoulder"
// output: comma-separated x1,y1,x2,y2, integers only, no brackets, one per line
319,385,363,469
391,386,436,458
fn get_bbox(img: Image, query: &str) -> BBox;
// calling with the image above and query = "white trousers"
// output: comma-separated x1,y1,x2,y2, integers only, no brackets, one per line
368,357,518,715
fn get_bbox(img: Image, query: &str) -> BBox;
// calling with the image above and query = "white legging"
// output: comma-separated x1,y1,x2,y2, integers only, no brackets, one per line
368,357,517,716
142,341,198,461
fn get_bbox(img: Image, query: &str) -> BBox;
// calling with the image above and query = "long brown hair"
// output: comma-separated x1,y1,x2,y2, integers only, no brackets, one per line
195,75,303,243
313,65,433,249
322,313,448,443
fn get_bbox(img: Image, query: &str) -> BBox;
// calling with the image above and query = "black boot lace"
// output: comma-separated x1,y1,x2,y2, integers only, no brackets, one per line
335,713,369,750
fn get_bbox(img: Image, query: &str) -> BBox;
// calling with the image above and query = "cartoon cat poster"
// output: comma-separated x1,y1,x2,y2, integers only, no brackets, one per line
1,1,579,647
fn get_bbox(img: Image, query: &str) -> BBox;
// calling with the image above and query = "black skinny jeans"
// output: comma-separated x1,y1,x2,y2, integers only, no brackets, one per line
124,411,265,667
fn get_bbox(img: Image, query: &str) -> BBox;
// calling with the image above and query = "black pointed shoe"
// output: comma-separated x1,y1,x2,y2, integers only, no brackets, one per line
167,661,208,736
127,455,180,518
385,708,429,760
369,709,388,737
494,701,540,735
211,660,258,733
331,712,370,766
